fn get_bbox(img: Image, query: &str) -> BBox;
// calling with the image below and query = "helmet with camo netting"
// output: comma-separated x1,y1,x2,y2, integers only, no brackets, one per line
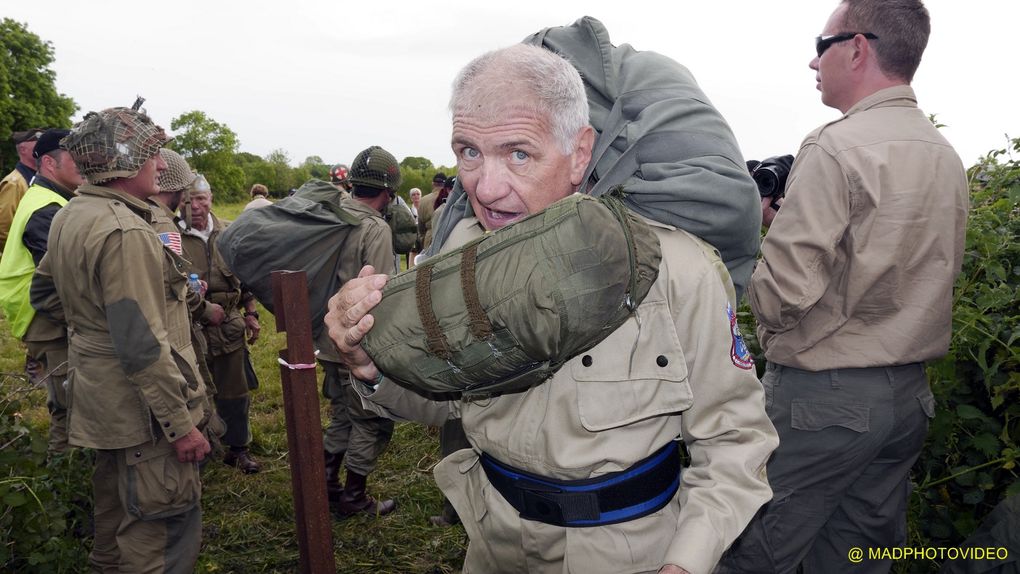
61,107,169,184
157,149,196,193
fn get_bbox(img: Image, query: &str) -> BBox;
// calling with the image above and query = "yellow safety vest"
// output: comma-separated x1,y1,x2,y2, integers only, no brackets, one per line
0,184,68,337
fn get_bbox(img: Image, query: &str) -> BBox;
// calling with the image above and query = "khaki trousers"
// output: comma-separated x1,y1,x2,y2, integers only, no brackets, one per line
321,359,394,476
90,440,202,573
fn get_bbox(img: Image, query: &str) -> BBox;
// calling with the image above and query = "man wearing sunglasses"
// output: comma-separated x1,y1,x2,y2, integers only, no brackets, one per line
720,1,968,573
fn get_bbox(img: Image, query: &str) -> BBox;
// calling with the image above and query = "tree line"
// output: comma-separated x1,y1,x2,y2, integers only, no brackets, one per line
0,18,451,204
166,110,452,203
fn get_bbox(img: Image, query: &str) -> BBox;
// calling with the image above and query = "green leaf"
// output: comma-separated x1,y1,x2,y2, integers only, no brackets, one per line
3,491,27,507
956,404,986,420
1007,479,1020,498
962,489,985,504
968,433,1002,458
930,520,953,539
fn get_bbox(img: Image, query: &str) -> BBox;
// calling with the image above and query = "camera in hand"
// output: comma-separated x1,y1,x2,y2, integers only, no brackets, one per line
748,154,795,199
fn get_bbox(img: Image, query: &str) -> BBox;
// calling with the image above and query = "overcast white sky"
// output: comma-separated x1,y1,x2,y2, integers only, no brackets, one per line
7,0,1018,171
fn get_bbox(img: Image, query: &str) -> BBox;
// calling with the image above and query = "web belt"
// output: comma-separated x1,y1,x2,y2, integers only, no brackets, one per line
480,441,681,528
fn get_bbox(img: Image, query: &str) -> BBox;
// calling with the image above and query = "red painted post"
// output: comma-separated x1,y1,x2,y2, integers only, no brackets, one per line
272,270,336,574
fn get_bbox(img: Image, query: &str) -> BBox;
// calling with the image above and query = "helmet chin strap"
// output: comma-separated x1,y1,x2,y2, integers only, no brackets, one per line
181,187,193,231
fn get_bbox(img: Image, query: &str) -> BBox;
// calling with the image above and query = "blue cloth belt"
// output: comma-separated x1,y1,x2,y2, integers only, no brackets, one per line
480,441,681,528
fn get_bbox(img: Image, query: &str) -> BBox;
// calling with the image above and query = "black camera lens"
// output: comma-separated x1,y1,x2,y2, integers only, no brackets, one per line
753,167,782,197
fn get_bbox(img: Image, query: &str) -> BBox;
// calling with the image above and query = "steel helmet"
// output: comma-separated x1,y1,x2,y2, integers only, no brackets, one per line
62,107,169,184
330,163,350,184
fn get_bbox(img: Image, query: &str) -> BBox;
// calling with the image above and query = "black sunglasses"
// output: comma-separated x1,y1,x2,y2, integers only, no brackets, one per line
815,32,878,57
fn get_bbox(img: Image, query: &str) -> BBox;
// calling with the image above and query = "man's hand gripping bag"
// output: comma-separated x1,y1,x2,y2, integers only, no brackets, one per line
361,192,661,400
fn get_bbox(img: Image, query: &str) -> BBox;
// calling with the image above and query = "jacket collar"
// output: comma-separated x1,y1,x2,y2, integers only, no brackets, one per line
179,212,221,240
31,175,76,201
342,197,383,218
77,184,155,223
844,85,918,118
15,162,35,183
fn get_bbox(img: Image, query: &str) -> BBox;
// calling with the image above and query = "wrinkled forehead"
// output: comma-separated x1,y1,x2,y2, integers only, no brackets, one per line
453,77,550,124
451,98,554,144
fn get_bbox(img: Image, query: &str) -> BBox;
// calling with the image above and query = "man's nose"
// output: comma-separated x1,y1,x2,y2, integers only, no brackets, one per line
473,160,510,204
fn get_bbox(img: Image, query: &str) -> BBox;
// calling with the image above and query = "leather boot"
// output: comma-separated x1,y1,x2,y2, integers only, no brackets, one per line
223,447,261,474
336,471,396,517
324,450,345,509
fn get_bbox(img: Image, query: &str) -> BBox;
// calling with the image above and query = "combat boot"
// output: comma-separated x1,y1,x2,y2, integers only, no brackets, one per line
223,446,261,474
336,471,396,517
324,450,345,510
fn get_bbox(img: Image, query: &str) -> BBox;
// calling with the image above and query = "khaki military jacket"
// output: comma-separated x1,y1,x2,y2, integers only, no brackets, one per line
748,86,969,370
30,185,206,450
149,201,219,394
417,191,439,250
358,215,778,574
0,165,31,252
179,213,250,356
315,198,395,363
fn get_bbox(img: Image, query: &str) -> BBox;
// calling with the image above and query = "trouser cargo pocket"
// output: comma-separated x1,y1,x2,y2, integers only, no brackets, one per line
122,440,201,521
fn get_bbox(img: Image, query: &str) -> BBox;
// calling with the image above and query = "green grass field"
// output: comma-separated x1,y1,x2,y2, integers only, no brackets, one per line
5,200,467,573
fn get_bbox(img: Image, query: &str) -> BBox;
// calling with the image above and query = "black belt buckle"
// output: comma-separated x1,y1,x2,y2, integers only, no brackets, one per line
517,482,600,525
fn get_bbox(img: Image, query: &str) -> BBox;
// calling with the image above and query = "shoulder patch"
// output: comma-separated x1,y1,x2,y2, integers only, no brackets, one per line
158,232,183,255
727,303,754,370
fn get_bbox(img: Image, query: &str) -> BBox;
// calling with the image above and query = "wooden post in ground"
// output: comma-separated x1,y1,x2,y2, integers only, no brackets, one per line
272,270,336,574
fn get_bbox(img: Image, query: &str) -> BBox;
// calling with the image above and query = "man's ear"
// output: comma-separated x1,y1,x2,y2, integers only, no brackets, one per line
849,34,872,71
569,126,596,188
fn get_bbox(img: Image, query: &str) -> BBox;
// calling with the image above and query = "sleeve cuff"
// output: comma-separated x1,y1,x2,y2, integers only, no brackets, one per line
664,526,725,574
154,411,196,444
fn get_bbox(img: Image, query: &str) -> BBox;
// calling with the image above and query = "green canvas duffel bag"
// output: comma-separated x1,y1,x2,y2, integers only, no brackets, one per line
361,192,662,400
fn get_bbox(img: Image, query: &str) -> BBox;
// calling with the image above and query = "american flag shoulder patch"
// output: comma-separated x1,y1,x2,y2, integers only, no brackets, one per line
158,232,182,255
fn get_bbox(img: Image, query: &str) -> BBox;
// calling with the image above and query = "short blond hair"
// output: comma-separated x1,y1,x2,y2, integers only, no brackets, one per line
249,183,269,198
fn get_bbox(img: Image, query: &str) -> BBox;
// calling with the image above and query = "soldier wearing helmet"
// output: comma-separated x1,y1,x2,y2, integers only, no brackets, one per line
178,173,263,475
149,149,227,404
330,163,353,198
317,145,400,519
30,107,211,572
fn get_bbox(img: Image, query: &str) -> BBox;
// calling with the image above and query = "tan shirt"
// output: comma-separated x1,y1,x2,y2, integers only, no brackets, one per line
417,191,439,250
748,86,969,370
243,196,273,211
0,166,30,252
359,216,778,574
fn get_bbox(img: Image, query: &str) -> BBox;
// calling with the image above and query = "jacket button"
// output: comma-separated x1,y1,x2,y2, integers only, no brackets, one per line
656,355,668,367
581,355,593,367
163,421,171,428
169,432,176,438
134,451,142,458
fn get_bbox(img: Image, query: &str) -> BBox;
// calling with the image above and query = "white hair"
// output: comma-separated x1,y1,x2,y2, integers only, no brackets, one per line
449,44,590,155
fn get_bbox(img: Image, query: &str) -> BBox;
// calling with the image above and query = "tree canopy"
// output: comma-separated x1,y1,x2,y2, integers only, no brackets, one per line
0,19,77,173
162,109,453,202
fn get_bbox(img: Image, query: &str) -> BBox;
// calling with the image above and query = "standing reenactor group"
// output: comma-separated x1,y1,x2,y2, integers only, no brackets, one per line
0,0,972,572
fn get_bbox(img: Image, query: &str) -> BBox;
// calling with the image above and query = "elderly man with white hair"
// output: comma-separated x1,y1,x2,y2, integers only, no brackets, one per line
327,42,777,574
